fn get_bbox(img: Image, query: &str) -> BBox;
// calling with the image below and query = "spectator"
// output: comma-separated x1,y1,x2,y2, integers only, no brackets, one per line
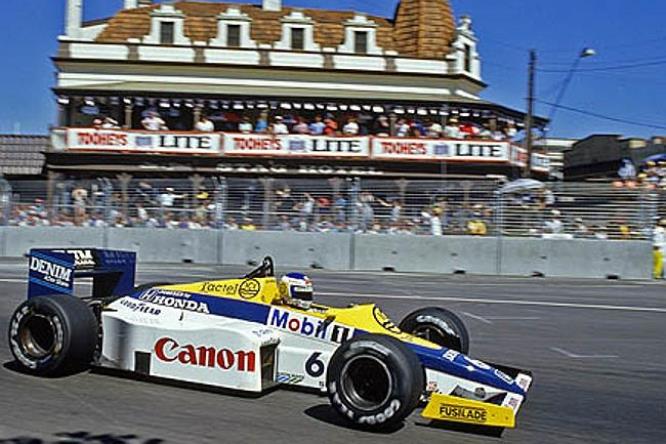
92,118,103,130
396,119,410,137
544,209,564,234
309,115,326,135
323,117,338,136
426,119,443,138
238,117,253,134
195,115,215,132
271,116,289,135
444,118,462,139
374,116,390,136
142,111,168,131
292,117,310,135
102,117,120,129
255,112,269,133
343,117,360,136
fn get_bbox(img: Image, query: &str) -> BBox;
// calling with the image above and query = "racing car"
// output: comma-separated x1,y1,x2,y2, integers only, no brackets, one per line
8,248,533,432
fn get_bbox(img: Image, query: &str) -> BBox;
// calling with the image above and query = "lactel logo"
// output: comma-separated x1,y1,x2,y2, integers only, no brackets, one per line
154,337,256,372
268,308,353,344
30,257,72,287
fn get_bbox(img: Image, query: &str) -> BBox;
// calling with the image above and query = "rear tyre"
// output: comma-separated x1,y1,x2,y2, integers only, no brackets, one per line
399,307,470,354
326,334,424,429
8,296,98,376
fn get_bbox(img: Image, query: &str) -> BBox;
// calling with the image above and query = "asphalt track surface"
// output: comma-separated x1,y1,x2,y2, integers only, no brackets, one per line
1,260,665,444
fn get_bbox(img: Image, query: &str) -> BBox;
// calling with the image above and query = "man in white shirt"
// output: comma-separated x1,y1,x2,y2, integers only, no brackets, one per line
142,111,168,131
238,117,253,134
427,120,443,138
342,117,360,136
195,115,215,132
271,116,289,135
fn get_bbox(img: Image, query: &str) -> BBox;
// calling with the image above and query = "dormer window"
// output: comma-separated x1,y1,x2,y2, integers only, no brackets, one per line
291,28,305,51
160,22,175,45
227,24,241,47
275,11,319,52
354,31,368,54
143,5,191,45
210,7,257,49
338,14,382,55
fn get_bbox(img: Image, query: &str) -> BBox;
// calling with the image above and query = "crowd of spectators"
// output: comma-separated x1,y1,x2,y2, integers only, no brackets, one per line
92,109,520,142
1,179,648,241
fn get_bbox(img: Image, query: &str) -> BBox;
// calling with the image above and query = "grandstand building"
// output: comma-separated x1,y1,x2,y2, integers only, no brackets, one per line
48,0,549,179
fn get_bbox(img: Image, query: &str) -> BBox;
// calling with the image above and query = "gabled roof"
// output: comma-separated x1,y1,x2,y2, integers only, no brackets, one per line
95,1,457,59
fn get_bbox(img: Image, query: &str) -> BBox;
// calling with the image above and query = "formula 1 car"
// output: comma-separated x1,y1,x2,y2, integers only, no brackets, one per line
8,249,533,432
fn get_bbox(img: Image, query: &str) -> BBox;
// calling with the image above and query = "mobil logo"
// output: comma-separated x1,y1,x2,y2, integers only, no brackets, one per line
154,337,256,372
268,308,354,344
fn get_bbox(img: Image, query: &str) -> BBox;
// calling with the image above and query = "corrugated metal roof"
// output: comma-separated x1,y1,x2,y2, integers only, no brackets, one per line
0,135,48,176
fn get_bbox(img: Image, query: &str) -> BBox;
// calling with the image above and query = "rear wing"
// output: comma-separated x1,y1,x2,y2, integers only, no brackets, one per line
28,248,136,299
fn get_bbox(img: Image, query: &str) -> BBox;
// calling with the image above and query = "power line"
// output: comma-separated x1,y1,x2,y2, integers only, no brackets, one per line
539,59,666,73
536,100,666,131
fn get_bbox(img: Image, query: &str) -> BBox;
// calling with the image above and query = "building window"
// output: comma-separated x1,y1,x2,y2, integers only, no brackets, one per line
291,28,305,51
464,44,472,72
227,24,241,47
160,22,175,45
354,31,368,54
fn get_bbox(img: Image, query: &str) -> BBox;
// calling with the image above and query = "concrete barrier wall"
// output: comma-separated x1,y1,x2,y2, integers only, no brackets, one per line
222,230,352,270
352,235,497,274
0,227,652,280
2,227,106,258
498,238,652,280
106,228,220,264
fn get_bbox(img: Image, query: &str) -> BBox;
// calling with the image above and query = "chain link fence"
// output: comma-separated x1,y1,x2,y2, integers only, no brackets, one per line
1,176,658,240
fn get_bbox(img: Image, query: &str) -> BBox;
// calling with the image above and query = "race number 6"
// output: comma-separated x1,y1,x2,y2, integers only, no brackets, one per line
305,352,325,378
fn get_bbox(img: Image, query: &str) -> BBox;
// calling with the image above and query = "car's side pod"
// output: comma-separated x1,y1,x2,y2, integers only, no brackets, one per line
27,248,136,299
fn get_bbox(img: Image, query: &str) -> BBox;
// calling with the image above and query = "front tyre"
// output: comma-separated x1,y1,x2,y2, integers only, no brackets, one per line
8,296,98,376
326,334,424,429
399,307,470,354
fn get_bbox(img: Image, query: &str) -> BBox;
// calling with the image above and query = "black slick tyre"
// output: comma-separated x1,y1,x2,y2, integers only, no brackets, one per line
8,296,98,376
399,307,470,354
326,334,424,429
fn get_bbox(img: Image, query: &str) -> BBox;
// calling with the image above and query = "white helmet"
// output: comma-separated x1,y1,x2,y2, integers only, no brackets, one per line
280,272,313,309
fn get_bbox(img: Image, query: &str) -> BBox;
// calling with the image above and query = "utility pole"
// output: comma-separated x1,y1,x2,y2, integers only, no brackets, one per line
523,49,536,178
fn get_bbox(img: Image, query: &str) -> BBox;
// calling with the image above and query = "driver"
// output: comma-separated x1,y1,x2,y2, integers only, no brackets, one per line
279,272,314,309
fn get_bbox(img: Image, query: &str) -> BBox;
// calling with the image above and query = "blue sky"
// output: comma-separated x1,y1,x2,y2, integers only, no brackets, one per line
0,0,664,139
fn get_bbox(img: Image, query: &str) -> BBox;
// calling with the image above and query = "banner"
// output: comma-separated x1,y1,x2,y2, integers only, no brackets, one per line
510,146,551,173
66,129,221,155
222,133,369,157
371,138,510,162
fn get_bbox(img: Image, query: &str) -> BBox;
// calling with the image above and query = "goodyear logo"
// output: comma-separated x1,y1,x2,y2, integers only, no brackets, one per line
438,404,488,424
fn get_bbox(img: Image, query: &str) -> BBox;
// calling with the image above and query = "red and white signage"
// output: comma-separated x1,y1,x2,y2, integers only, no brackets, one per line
66,128,221,155
371,138,510,162
154,337,256,372
223,133,369,157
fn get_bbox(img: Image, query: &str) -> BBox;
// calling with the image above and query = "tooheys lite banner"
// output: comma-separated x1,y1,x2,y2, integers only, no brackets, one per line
66,128,221,155
371,138,510,162
222,133,369,157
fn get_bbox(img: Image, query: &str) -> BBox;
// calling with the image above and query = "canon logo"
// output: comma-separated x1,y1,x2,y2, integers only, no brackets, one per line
154,337,256,372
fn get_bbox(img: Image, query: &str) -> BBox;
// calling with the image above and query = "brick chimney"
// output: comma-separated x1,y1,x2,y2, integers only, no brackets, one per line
263,0,282,11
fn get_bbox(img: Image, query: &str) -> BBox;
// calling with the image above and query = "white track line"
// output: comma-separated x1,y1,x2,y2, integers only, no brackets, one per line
319,291,666,314
462,312,493,324
551,347,619,359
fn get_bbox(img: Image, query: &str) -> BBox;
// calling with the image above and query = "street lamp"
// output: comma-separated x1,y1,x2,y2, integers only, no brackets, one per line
523,47,596,178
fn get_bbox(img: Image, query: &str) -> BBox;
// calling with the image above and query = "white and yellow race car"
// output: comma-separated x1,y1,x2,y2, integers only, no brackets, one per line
9,250,533,433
